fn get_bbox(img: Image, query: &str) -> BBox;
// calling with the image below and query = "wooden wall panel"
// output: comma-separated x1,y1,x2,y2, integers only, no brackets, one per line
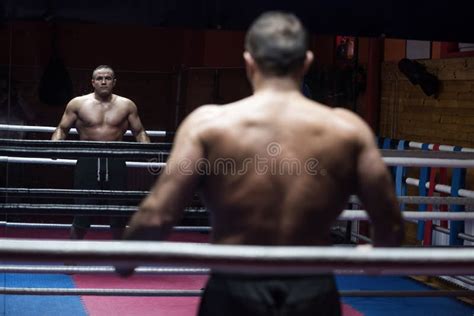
383,39,406,62
380,57,474,148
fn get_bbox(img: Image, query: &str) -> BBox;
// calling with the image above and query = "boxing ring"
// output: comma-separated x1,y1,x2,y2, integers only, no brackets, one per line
0,125,473,315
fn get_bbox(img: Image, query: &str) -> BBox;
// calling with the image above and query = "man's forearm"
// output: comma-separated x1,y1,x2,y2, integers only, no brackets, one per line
123,194,175,241
51,128,67,140
124,212,173,241
135,131,150,143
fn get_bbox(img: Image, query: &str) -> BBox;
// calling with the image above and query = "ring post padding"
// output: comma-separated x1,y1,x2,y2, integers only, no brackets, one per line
395,140,407,211
382,138,395,179
423,144,442,245
417,143,430,241
449,146,466,246
438,158,449,229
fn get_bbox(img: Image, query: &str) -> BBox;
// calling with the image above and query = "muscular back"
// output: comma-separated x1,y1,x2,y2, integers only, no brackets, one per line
197,93,363,246
133,90,401,248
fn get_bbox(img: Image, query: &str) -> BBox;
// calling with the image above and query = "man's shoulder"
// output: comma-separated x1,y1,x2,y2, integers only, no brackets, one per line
178,105,224,136
331,107,375,144
113,95,136,108
67,94,92,108
114,94,131,102
331,107,366,129
187,104,222,121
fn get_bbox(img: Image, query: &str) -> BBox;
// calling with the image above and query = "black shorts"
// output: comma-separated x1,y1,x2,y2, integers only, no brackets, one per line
72,158,128,229
198,273,341,316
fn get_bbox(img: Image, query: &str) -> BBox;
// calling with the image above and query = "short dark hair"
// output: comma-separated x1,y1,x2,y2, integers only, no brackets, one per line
245,12,308,76
92,65,115,79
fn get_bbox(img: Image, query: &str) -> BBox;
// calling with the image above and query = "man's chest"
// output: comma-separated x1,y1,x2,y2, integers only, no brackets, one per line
77,104,128,126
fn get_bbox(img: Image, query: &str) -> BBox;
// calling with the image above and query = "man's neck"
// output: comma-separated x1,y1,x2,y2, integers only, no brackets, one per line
252,76,301,95
94,92,113,103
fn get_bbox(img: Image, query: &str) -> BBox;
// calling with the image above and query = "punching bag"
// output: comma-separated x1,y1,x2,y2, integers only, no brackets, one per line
38,22,73,107
398,58,439,97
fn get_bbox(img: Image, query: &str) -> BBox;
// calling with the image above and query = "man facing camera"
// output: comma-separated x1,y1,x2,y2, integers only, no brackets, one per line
52,65,150,240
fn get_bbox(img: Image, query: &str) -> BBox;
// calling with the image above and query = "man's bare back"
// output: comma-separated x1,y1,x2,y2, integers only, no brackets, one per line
125,87,402,248
170,89,401,246
122,11,403,247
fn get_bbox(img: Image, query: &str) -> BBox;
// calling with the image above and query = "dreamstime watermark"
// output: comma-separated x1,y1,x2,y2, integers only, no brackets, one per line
147,142,326,177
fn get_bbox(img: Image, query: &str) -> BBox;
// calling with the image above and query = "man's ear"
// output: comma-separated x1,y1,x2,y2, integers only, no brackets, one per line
243,51,255,69
243,51,256,81
302,51,314,74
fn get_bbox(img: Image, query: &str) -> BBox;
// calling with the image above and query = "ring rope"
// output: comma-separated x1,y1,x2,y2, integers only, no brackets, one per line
0,156,166,168
0,203,206,216
0,147,169,159
0,188,148,199
409,141,474,153
3,220,470,241
0,239,472,275
2,154,474,168
406,177,474,199
349,195,474,205
0,124,172,137
0,287,471,297
0,138,172,149
0,265,209,274
4,188,473,205
382,149,474,160
0,203,473,220
383,157,474,168
3,139,474,160
0,221,212,232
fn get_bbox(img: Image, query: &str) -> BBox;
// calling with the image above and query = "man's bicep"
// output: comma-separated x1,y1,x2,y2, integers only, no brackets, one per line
148,120,205,212
146,106,214,215
356,146,393,201
127,105,147,134
356,142,404,246
128,108,141,129
59,103,78,128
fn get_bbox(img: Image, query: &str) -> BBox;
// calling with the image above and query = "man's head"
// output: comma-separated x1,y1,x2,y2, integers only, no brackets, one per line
244,12,313,81
91,65,116,97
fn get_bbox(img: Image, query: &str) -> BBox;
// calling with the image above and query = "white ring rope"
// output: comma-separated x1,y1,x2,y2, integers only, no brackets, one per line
0,265,209,275
0,239,473,275
2,155,474,169
339,210,474,221
349,195,474,205
409,141,474,153
3,187,472,206
0,221,211,232
0,156,166,168
0,124,168,137
384,157,474,168
406,177,474,199
1,204,473,220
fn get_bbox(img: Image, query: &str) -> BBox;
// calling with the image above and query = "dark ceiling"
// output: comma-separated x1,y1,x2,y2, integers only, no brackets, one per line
2,0,473,42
